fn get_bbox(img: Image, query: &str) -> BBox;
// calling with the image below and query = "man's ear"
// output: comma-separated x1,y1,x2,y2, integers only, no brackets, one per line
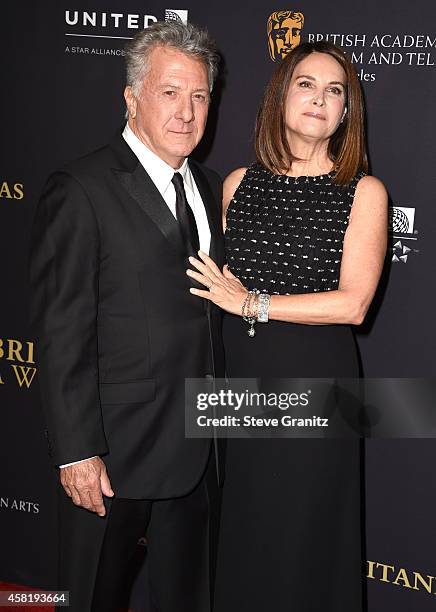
124,86,137,119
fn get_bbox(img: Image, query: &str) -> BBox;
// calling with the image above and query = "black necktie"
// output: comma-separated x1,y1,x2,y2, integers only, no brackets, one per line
172,172,200,257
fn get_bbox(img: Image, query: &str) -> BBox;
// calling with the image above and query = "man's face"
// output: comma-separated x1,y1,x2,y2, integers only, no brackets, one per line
124,46,210,169
271,17,303,59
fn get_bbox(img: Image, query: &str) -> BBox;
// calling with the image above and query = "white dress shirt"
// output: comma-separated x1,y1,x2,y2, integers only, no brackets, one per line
59,124,212,469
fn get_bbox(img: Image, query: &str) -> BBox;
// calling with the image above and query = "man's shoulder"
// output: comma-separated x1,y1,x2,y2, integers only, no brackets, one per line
189,158,222,189
53,130,134,183
57,142,116,181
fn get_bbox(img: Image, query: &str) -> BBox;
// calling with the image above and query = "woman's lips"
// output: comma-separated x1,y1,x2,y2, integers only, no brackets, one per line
303,112,326,120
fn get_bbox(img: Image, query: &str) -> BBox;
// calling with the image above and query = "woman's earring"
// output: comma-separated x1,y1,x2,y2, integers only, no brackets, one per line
340,106,347,124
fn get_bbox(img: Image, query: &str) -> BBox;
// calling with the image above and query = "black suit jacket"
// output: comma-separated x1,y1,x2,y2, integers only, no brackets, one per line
29,131,225,499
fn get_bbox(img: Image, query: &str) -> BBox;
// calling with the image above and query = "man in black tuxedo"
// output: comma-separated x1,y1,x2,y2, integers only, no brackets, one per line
29,21,224,612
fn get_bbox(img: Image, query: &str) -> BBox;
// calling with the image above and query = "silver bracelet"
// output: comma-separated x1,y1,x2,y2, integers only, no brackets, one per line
257,293,271,323
242,289,259,337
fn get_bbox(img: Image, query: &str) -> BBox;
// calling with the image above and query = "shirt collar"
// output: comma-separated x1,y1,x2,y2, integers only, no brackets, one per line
122,123,194,197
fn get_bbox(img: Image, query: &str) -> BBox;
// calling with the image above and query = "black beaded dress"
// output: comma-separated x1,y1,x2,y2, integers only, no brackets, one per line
213,163,366,612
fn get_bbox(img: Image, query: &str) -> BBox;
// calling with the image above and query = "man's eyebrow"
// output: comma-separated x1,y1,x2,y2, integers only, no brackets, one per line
159,84,209,92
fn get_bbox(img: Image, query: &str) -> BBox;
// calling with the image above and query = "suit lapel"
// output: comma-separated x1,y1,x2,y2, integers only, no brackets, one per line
113,164,185,256
189,161,225,316
189,161,222,264
110,132,185,256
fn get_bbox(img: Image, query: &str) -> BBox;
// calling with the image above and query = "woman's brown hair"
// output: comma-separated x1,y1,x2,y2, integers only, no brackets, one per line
255,41,368,185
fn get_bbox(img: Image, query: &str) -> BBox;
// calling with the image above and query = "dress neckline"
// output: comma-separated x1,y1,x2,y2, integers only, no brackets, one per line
256,163,335,183
275,171,335,181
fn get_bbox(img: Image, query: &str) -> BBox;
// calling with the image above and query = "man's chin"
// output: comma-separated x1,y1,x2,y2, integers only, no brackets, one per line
167,141,199,158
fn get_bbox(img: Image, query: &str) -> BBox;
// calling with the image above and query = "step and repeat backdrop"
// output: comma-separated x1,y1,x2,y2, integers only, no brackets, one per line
2,1,436,610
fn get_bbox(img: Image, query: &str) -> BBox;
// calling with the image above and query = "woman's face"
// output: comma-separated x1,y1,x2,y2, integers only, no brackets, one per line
284,52,347,143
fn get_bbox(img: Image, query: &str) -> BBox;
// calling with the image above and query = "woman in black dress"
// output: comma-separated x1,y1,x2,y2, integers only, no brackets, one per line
187,42,387,611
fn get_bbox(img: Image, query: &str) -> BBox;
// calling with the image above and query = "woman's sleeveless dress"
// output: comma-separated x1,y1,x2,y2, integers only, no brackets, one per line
213,164,366,612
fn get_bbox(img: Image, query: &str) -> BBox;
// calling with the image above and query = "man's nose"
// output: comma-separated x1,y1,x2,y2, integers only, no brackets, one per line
175,95,195,122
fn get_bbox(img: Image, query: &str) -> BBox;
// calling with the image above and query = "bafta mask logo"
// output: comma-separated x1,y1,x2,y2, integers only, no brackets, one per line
267,10,304,61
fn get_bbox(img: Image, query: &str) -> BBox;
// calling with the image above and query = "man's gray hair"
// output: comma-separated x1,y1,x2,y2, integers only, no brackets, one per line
125,21,220,96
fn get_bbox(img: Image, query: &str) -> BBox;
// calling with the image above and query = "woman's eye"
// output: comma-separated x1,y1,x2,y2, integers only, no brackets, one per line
328,87,342,95
298,81,312,88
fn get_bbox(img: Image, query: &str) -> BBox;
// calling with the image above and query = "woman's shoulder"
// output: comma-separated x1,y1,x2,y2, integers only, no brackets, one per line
349,173,388,221
354,174,388,201
222,167,249,210
224,167,248,193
